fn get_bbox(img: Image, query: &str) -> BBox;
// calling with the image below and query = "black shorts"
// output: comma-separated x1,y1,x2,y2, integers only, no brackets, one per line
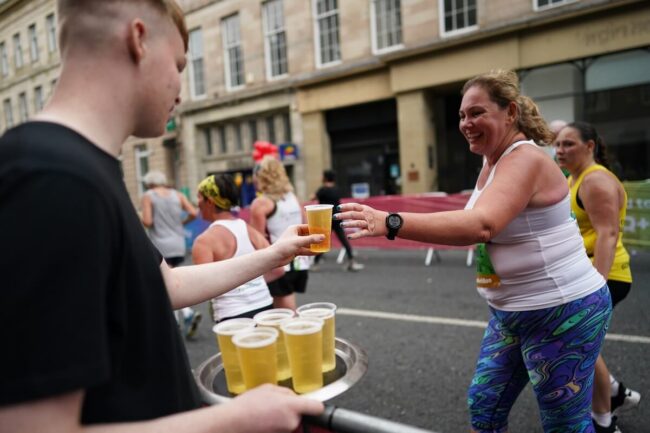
608,279,631,308
217,303,273,323
267,271,309,296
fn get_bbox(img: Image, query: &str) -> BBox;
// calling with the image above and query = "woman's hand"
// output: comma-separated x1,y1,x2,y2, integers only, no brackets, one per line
271,224,324,266
334,203,388,240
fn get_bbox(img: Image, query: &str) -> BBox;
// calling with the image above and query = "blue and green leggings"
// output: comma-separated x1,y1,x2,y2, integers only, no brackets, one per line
468,285,612,433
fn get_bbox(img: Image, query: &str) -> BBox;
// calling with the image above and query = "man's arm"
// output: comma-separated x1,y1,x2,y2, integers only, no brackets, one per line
0,386,323,433
161,225,322,309
178,191,198,225
140,193,153,227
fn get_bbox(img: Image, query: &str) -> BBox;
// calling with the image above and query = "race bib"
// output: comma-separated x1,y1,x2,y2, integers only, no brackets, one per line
476,243,500,289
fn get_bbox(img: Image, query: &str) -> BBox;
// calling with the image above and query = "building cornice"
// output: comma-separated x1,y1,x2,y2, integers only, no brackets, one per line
0,0,22,16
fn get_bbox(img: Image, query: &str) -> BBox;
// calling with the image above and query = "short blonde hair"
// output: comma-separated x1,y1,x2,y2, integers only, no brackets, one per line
254,156,293,201
57,0,188,52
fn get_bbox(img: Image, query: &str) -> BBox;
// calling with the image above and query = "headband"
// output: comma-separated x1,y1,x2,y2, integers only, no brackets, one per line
197,176,232,211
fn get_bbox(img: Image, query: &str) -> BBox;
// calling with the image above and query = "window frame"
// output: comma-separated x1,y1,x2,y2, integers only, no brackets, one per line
28,23,39,63
134,145,150,197
370,0,403,55
3,98,14,128
46,13,57,53
0,42,9,76
262,0,289,81
438,0,478,38
312,0,342,68
221,14,245,91
33,85,44,112
13,33,23,69
18,92,28,122
188,28,206,99
533,0,577,12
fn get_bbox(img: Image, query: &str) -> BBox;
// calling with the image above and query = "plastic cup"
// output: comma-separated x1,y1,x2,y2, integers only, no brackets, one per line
281,318,324,394
253,308,295,381
232,327,279,390
305,204,334,253
213,318,256,395
297,302,337,372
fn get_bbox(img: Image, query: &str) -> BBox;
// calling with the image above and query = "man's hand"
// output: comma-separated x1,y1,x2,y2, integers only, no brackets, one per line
271,224,324,266
225,384,324,433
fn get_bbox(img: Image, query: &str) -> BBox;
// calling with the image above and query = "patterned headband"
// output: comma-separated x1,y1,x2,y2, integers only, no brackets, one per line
197,175,232,211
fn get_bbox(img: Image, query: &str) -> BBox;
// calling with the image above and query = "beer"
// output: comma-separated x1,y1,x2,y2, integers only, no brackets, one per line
305,204,333,253
297,303,337,372
281,318,324,394
232,327,278,390
213,319,256,395
254,308,295,381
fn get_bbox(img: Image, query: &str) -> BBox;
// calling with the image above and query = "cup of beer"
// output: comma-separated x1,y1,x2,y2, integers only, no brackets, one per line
213,318,256,395
253,308,295,382
296,302,337,372
281,318,324,394
232,327,279,390
304,204,334,253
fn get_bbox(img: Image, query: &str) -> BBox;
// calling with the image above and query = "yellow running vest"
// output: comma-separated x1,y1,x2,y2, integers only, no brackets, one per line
568,164,632,283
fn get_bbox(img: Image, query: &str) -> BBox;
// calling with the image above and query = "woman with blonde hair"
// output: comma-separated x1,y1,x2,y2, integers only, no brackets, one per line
337,70,611,432
251,156,309,310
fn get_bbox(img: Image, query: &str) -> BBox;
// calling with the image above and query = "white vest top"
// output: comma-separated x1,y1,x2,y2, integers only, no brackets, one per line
265,192,303,243
209,219,273,321
465,140,605,311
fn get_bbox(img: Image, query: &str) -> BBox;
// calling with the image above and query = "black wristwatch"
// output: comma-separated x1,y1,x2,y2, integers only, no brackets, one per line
385,213,403,240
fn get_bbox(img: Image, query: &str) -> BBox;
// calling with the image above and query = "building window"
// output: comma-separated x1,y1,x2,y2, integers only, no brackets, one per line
218,126,228,153
249,119,258,145
222,14,245,90
313,0,341,67
188,28,206,98
534,0,575,11
204,128,213,155
370,0,402,54
263,0,288,79
34,85,44,112
235,123,243,151
134,145,150,196
3,98,13,128
0,42,8,76
266,116,276,144
13,33,23,68
46,13,57,53
18,92,28,122
28,24,39,63
440,0,477,36
282,112,292,142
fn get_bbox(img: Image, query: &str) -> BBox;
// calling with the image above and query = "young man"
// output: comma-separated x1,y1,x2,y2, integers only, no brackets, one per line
0,1,323,432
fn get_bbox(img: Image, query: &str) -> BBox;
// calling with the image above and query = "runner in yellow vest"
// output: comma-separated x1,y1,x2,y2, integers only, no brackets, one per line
555,121,640,433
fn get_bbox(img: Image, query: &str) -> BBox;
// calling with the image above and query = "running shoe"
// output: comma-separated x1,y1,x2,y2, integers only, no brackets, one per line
611,382,641,416
346,262,365,272
592,416,621,433
184,310,202,340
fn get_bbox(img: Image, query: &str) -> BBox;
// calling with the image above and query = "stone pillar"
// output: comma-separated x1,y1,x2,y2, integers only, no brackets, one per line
396,91,437,194
301,111,331,200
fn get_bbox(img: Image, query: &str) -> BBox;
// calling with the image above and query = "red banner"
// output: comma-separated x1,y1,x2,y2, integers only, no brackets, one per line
237,192,472,251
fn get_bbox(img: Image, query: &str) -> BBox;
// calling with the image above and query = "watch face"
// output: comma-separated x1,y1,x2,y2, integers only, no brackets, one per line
388,214,401,228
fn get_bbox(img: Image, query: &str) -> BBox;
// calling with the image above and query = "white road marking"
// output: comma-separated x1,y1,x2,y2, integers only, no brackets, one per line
337,308,650,344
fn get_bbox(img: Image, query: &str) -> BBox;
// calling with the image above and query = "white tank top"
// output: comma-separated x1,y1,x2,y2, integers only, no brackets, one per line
465,140,605,311
209,219,273,321
265,192,302,243
145,189,186,258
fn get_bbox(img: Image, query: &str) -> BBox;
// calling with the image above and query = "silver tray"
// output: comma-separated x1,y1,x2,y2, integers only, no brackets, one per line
194,337,368,403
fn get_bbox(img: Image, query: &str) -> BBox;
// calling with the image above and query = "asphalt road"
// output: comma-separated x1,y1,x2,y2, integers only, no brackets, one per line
183,248,650,433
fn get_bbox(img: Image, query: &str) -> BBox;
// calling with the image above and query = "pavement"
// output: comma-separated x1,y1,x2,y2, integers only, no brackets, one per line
182,248,650,433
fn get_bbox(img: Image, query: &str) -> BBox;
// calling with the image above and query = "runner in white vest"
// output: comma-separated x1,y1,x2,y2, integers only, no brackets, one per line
192,174,279,322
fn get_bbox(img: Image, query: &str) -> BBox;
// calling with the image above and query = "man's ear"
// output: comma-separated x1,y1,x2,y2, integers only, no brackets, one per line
127,19,147,64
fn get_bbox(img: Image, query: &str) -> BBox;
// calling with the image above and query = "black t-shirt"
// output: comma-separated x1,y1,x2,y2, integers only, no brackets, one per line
315,185,341,208
0,122,201,423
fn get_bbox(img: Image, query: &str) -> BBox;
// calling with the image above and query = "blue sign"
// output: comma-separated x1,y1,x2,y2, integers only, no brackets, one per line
279,143,299,161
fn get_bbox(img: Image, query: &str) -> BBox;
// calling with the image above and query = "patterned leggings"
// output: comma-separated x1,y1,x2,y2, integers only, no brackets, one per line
468,285,612,433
